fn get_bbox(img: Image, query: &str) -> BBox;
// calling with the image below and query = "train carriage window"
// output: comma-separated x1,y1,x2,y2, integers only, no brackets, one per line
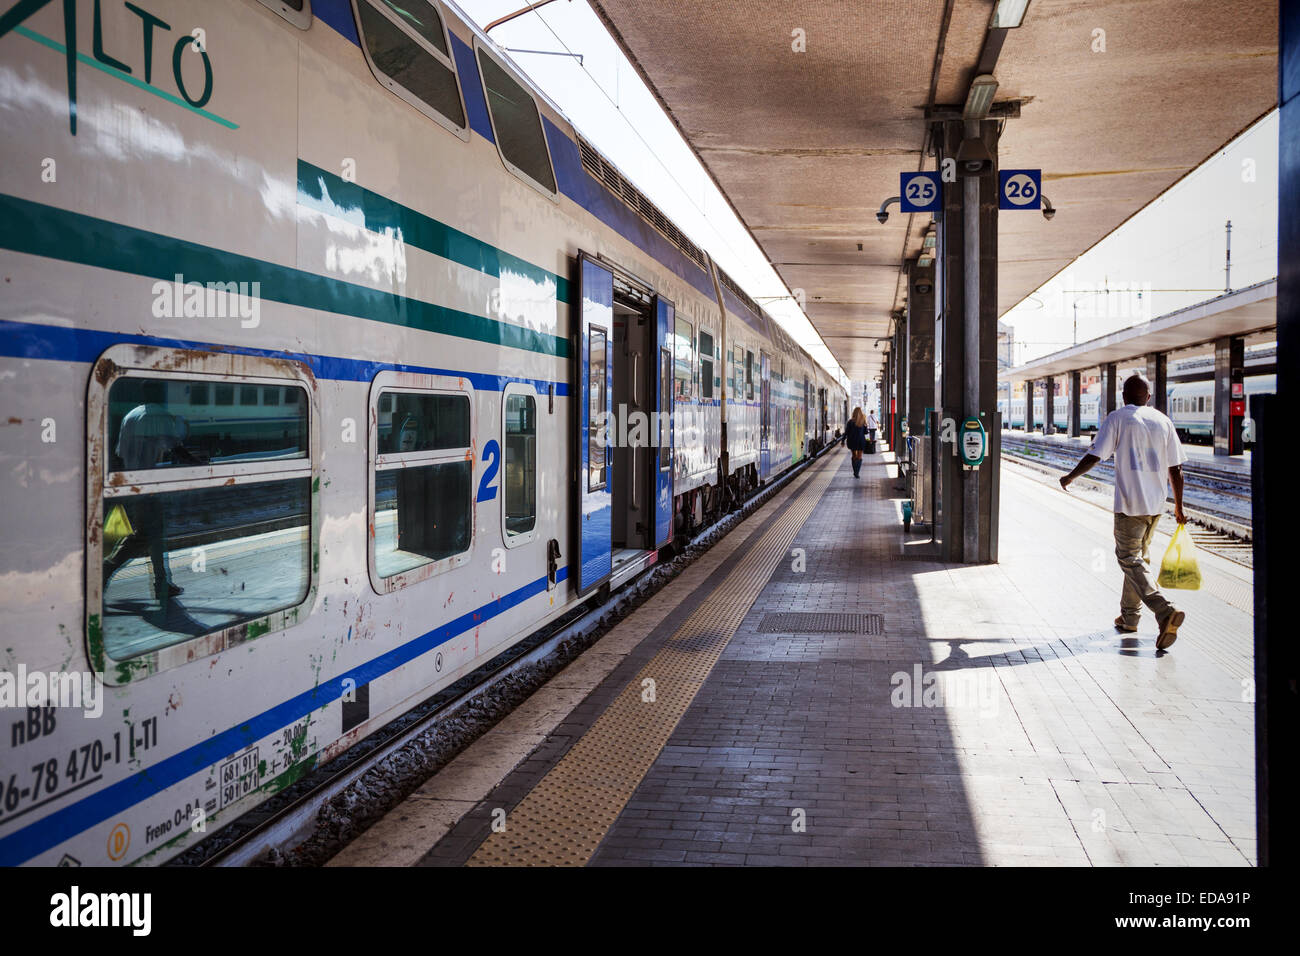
745,351,755,401
659,348,672,459
588,329,608,492
371,380,474,586
674,318,693,400
699,330,715,400
476,45,558,195
503,388,537,542
355,0,468,136
94,364,313,666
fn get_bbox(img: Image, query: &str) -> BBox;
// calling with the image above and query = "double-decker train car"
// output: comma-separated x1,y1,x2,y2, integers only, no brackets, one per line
0,0,844,866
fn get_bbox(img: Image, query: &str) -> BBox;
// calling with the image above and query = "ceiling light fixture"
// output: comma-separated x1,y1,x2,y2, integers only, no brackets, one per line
963,74,999,120
990,0,1030,29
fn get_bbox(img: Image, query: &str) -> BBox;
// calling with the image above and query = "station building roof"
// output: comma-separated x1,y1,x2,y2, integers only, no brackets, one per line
997,278,1277,381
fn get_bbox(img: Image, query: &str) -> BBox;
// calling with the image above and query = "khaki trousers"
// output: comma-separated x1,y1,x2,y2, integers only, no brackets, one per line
1114,513,1175,627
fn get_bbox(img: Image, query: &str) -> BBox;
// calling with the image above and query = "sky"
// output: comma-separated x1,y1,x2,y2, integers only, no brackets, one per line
451,0,1278,379
1001,111,1279,365
451,0,849,387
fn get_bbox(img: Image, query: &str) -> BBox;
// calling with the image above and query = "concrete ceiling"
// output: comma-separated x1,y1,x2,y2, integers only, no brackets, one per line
588,0,1279,381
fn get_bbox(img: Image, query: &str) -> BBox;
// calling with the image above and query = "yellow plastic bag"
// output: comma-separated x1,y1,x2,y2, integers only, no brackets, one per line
104,504,134,554
1157,524,1201,590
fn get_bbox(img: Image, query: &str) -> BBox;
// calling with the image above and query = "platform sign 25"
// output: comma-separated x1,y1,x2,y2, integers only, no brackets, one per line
998,169,1041,210
899,172,942,213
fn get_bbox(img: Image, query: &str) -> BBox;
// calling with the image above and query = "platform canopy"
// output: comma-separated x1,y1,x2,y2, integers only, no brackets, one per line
998,278,1277,381
588,0,1278,381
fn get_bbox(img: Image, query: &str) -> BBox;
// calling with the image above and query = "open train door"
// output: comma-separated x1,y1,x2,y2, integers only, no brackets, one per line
575,254,614,594
652,294,675,549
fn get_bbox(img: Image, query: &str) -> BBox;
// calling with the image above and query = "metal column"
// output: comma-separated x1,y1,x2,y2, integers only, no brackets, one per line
936,118,999,563
1068,370,1081,437
907,260,936,437
1256,0,1299,867
1214,335,1244,456
1101,363,1118,418
1024,379,1035,432
1043,375,1056,435
1147,352,1168,413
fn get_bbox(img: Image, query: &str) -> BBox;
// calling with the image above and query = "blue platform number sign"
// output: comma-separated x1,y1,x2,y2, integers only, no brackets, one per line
899,172,942,213
999,169,1041,210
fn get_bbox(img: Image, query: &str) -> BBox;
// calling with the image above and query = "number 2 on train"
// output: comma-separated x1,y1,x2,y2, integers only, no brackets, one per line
478,440,500,502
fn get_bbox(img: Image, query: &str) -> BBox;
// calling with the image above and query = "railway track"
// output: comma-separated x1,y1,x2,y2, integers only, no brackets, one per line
1000,434,1252,566
175,443,839,867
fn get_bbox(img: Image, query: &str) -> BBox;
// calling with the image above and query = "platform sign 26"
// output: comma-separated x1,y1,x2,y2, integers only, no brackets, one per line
899,172,942,213
998,169,1041,210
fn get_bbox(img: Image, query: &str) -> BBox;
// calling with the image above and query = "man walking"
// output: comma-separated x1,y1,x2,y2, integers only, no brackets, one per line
1059,374,1188,649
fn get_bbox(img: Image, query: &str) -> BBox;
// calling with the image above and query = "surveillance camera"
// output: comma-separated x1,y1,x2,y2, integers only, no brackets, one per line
914,281,933,295
955,137,993,177
1042,206,1055,221
876,211,889,225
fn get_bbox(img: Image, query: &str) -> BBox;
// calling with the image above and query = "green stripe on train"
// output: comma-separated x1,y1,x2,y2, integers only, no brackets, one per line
297,160,572,305
0,193,568,358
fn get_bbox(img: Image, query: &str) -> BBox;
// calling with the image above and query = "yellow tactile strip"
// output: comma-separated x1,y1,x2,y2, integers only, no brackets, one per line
467,455,839,866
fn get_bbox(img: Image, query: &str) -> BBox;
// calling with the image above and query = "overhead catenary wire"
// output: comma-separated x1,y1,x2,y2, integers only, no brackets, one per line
506,4,847,383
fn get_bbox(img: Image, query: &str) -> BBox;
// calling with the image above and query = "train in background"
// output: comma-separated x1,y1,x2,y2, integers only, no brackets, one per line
998,374,1275,443
0,0,844,866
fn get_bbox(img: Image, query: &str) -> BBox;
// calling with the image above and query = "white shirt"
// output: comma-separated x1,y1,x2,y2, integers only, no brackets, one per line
1087,404,1188,516
866,413,878,429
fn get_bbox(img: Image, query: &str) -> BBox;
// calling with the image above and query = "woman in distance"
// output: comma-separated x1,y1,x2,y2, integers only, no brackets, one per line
846,406,868,478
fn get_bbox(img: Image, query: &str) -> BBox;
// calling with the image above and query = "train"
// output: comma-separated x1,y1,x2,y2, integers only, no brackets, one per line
0,0,846,866
998,375,1275,442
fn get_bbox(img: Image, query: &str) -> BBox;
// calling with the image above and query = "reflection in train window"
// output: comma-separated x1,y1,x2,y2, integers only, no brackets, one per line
377,392,470,453
98,370,313,662
373,387,474,579
588,330,608,492
101,479,311,661
699,330,714,400
504,391,537,537
673,318,692,400
357,0,466,132
105,376,308,473
659,348,672,458
477,46,557,194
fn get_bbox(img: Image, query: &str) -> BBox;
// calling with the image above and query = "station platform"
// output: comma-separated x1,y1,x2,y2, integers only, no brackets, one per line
329,445,1255,867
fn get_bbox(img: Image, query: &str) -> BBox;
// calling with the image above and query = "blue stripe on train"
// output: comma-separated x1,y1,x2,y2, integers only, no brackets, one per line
0,565,568,866
0,320,568,396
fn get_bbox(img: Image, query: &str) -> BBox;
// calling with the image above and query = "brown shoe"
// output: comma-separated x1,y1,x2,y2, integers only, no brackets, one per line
1156,610,1185,650
1114,616,1137,633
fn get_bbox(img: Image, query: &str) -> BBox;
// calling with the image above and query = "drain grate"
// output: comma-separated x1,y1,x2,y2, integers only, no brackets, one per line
758,612,882,635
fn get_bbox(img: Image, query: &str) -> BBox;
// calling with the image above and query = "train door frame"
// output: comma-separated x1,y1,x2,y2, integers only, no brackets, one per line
575,254,615,595
610,273,656,553
759,351,771,480
652,295,675,548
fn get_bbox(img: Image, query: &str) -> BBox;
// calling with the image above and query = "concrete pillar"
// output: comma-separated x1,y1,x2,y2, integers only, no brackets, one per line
1068,370,1082,438
936,117,1000,563
1043,375,1056,435
1214,335,1244,456
907,261,936,438
1146,352,1168,413
1024,379,1035,433
1101,363,1118,418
